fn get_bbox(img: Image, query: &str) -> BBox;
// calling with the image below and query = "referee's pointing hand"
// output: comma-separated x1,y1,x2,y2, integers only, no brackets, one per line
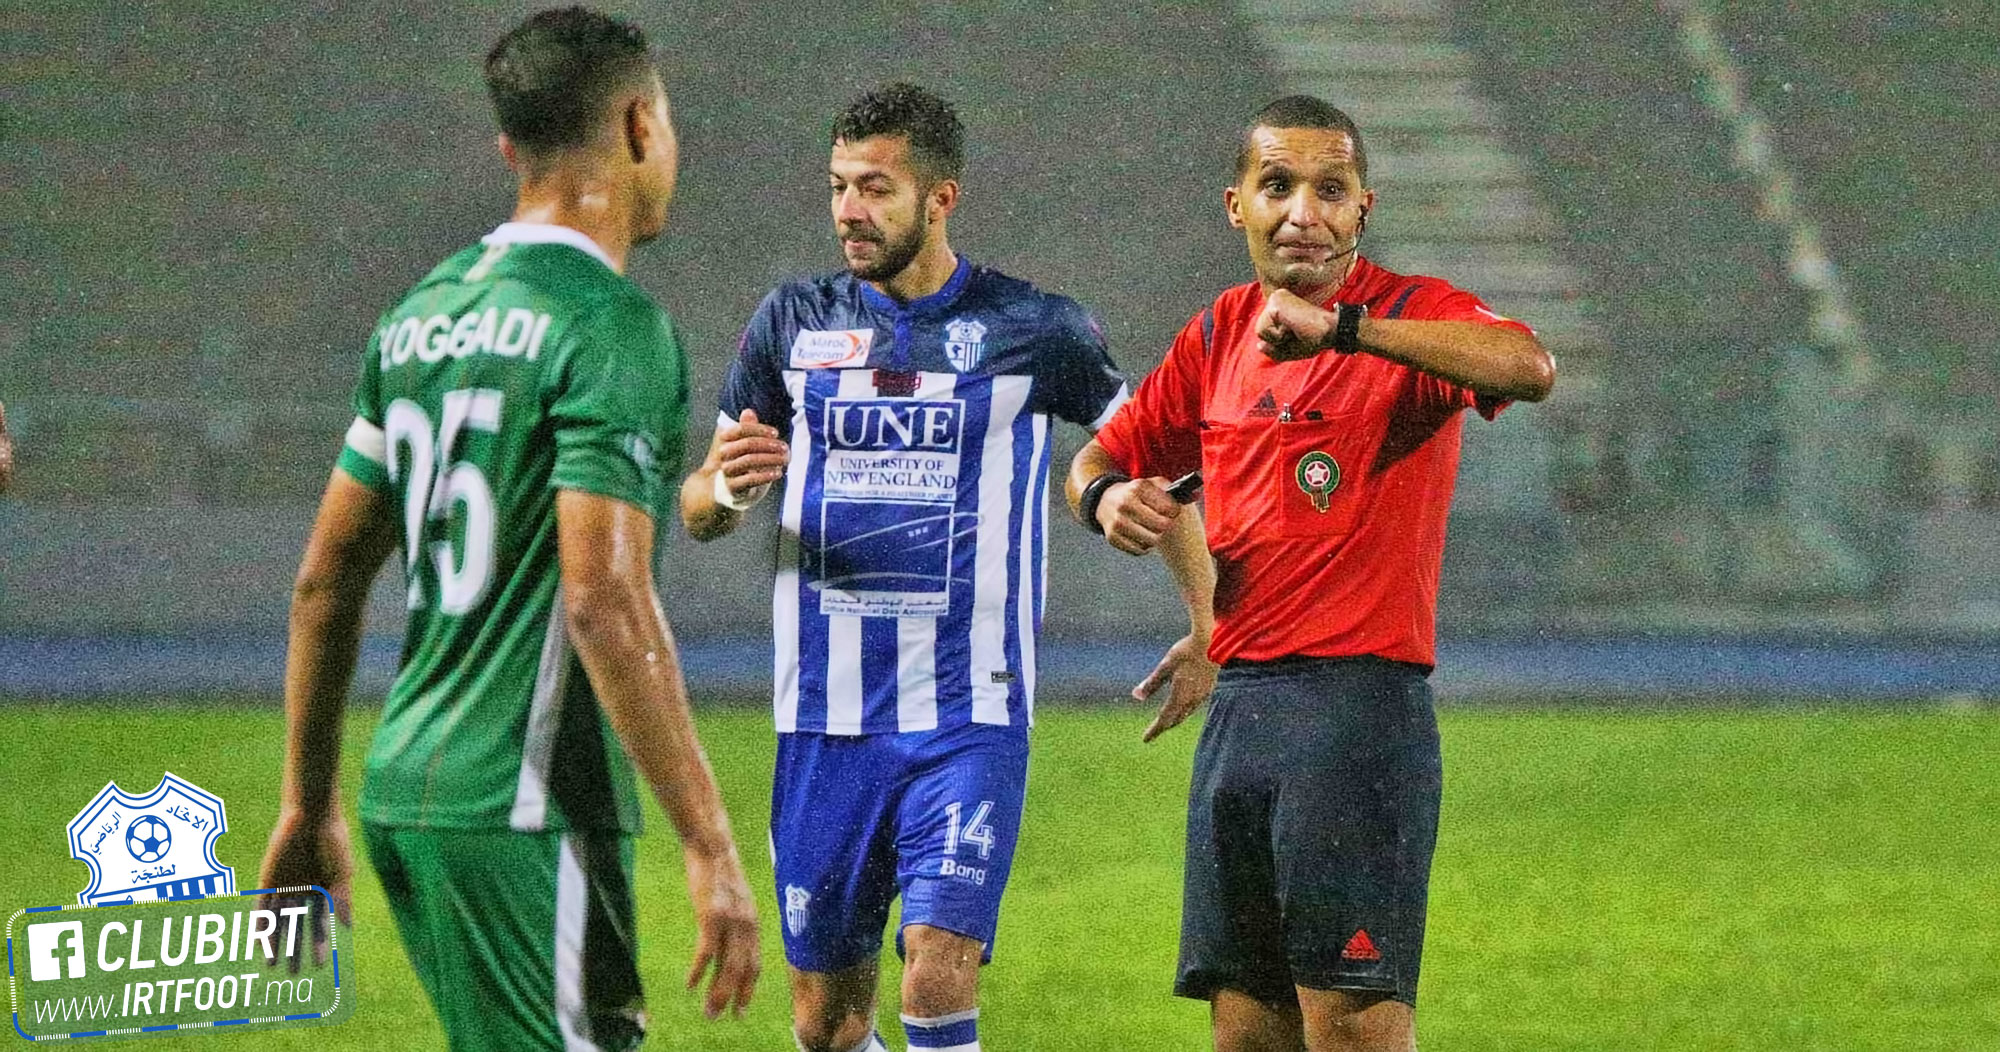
1095,476,1183,556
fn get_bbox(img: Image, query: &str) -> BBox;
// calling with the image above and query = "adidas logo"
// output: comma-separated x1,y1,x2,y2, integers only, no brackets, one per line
1341,929,1382,962
1246,388,1281,418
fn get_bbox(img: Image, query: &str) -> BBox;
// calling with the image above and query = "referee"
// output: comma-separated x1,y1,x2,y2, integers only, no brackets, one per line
1068,96,1554,1052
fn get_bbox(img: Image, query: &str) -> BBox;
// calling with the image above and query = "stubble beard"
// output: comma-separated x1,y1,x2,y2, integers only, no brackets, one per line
846,208,929,283
1266,239,1359,297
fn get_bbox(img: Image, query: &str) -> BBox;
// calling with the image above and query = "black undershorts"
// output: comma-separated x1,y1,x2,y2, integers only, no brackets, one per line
1175,654,1442,1007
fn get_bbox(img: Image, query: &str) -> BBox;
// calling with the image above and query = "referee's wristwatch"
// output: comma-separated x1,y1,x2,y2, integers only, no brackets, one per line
1330,302,1366,355
1078,471,1131,535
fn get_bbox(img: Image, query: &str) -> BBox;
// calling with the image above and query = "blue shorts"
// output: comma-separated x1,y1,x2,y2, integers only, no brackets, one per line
771,721,1028,973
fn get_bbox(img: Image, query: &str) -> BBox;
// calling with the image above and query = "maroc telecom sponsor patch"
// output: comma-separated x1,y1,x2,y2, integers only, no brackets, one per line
790,328,874,369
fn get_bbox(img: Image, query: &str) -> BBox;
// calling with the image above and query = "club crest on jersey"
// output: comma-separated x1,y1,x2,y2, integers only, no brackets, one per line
1295,451,1340,512
790,328,874,369
784,885,812,937
942,317,987,372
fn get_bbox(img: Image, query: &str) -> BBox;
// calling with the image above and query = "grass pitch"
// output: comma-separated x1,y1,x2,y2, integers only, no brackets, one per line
2,703,1996,1049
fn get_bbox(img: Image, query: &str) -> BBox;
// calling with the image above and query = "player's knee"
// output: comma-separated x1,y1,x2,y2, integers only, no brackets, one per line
790,984,872,1050
900,925,981,1017
791,1008,873,1052
1298,989,1413,1052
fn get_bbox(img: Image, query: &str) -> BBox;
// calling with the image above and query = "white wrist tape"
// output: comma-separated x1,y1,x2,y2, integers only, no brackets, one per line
713,468,770,511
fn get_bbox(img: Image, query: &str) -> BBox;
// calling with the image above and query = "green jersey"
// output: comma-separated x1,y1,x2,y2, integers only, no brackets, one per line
337,224,687,833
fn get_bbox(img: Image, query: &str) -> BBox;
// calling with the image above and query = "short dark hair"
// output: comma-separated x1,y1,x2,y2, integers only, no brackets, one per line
1235,95,1368,184
485,7,654,154
831,83,965,185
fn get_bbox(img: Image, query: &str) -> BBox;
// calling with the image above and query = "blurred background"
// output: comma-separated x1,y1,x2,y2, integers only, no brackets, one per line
3,0,1997,701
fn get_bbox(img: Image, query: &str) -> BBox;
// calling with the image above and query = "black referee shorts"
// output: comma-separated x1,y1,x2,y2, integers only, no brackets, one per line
1175,655,1442,1008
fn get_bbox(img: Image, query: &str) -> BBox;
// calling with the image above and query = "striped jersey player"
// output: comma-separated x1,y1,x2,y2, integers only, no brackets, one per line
724,263,1123,736
682,84,1125,1052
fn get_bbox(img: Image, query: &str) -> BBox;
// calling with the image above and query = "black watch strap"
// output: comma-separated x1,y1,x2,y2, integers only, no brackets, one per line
1077,471,1131,535
1332,301,1366,355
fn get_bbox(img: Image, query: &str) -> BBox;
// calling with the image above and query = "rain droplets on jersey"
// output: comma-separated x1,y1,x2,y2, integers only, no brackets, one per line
722,260,1127,735
340,224,688,832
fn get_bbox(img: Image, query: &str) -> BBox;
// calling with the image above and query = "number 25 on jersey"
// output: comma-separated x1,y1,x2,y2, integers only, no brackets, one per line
385,389,504,614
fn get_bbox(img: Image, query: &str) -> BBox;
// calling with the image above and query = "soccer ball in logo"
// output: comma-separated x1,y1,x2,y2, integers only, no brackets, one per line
127,816,171,863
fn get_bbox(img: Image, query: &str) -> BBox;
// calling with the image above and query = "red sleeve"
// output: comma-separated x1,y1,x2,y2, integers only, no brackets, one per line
1094,310,1206,479
1400,283,1536,421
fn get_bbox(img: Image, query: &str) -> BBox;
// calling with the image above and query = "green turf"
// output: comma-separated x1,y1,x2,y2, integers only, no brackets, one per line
2,704,1997,1049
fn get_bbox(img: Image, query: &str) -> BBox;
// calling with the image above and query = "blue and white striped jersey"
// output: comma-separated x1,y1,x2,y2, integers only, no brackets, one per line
721,258,1128,735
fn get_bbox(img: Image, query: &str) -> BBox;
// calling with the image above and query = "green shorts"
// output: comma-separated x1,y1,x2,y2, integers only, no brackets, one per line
363,824,645,1052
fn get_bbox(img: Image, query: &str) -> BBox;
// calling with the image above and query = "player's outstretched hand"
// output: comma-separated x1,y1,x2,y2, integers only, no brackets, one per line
683,844,760,1020
255,808,354,970
1097,476,1183,556
1136,632,1220,742
1255,288,1337,362
715,409,788,503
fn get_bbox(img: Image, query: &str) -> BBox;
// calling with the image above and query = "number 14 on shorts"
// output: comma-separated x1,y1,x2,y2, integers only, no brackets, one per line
941,800,994,884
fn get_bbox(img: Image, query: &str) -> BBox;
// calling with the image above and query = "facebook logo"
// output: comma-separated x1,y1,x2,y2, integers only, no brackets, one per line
27,920,86,982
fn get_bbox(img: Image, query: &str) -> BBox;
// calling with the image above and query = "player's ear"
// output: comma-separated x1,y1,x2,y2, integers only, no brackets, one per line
497,134,521,172
623,96,650,164
1224,185,1245,229
928,178,959,222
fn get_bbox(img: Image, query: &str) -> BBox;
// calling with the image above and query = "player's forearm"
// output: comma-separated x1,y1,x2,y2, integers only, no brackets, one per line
678,465,744,542
279,473,394,824
566,583,738,860
1358,319,1556,402
1155,505,1216,640
280,573,370,823
1066,440,1124,521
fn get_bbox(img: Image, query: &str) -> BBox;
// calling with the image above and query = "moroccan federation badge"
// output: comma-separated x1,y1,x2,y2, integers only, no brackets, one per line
1295,451,1340,511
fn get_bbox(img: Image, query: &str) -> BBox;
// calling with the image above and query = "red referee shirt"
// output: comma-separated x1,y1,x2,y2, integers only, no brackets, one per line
1096,256,1533,668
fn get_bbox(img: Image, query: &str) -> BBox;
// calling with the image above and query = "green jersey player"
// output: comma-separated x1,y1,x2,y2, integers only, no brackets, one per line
258,10,759,1050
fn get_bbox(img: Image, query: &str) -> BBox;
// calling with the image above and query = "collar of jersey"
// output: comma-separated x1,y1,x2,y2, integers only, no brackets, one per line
481,222,617,272
855,255,971,315
1321,254,1381,307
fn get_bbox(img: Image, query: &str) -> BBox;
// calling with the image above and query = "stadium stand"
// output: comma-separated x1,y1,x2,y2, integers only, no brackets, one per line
0,1,1268,642
1450,0,2000,627
3,1,1996,693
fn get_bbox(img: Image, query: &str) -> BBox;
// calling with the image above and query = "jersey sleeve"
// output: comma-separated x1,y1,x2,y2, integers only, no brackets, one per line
718,288,795,439
1093,310,1206,480
1401,282,1536,421
335,319,393,492
1035,296,1130,429
544,298,687,515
